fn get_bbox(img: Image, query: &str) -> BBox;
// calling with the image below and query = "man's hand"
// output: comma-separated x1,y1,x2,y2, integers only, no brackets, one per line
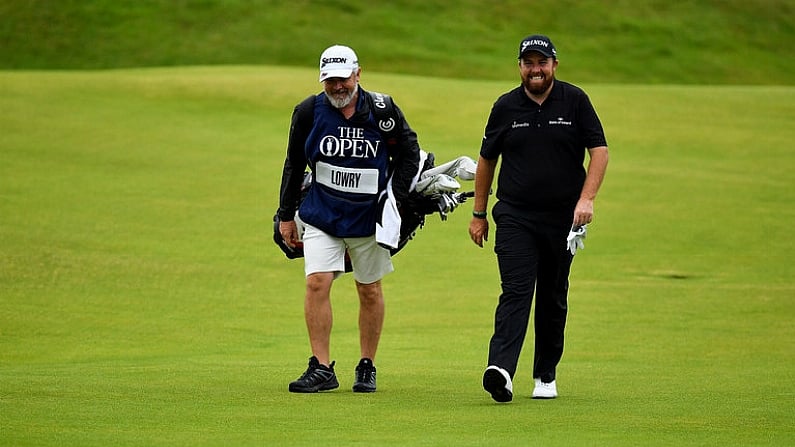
469,217,489,248
572,197,594,227
279,220,299,248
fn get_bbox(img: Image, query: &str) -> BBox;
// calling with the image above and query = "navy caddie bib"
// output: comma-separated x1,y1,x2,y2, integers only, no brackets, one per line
298,93,390,238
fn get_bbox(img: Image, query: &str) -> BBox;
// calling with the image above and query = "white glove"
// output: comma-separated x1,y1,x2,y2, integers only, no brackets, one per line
566,225,587,255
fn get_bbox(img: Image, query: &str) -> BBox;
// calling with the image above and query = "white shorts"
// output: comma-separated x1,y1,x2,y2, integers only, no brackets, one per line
301,223,394,284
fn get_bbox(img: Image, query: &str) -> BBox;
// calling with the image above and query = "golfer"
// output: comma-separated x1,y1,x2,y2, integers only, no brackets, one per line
469,35,609,402
277,45,421,393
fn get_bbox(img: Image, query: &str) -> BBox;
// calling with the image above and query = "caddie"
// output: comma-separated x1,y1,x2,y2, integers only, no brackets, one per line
277,44,421,393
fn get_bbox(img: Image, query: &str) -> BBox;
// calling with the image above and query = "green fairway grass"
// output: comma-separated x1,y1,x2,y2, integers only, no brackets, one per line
1,67,793,445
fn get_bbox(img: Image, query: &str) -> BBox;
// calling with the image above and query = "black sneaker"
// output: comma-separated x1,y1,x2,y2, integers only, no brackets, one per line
288,356,339,393
352,358,377,393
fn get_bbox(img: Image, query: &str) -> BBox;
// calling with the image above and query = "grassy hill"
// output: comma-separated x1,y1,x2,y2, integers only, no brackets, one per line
1,0,794,84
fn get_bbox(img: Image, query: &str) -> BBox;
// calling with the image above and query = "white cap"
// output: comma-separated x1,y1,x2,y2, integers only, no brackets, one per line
318,45,359,82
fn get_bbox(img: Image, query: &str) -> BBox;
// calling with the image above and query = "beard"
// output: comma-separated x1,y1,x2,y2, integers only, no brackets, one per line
325,87,356,109
522,74,554,96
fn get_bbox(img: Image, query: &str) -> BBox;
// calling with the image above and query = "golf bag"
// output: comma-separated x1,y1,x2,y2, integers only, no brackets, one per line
273,151,476,270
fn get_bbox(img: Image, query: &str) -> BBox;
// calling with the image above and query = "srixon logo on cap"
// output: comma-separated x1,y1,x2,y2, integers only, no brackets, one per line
522,39,549,51
321,57,348,67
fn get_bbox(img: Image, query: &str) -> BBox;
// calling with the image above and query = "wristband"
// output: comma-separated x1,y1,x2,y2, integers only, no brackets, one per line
472,210,487,219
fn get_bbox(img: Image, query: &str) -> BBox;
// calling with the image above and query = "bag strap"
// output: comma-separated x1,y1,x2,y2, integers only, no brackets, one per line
366,90,400,144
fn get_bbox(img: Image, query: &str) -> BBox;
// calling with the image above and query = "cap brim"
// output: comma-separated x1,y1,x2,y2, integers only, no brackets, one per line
319,68,354,82
519,49,555,59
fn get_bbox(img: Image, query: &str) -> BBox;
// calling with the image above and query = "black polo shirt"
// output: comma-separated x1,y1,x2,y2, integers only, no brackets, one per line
480,80,607,212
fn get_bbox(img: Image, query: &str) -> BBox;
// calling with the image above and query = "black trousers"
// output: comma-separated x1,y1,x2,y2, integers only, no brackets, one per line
488,201,574,382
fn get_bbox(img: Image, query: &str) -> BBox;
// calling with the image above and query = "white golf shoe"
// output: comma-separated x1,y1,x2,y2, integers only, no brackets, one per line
532,378,558,399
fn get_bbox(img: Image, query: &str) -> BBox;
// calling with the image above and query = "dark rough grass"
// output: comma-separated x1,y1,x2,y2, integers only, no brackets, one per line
1,0,794,84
